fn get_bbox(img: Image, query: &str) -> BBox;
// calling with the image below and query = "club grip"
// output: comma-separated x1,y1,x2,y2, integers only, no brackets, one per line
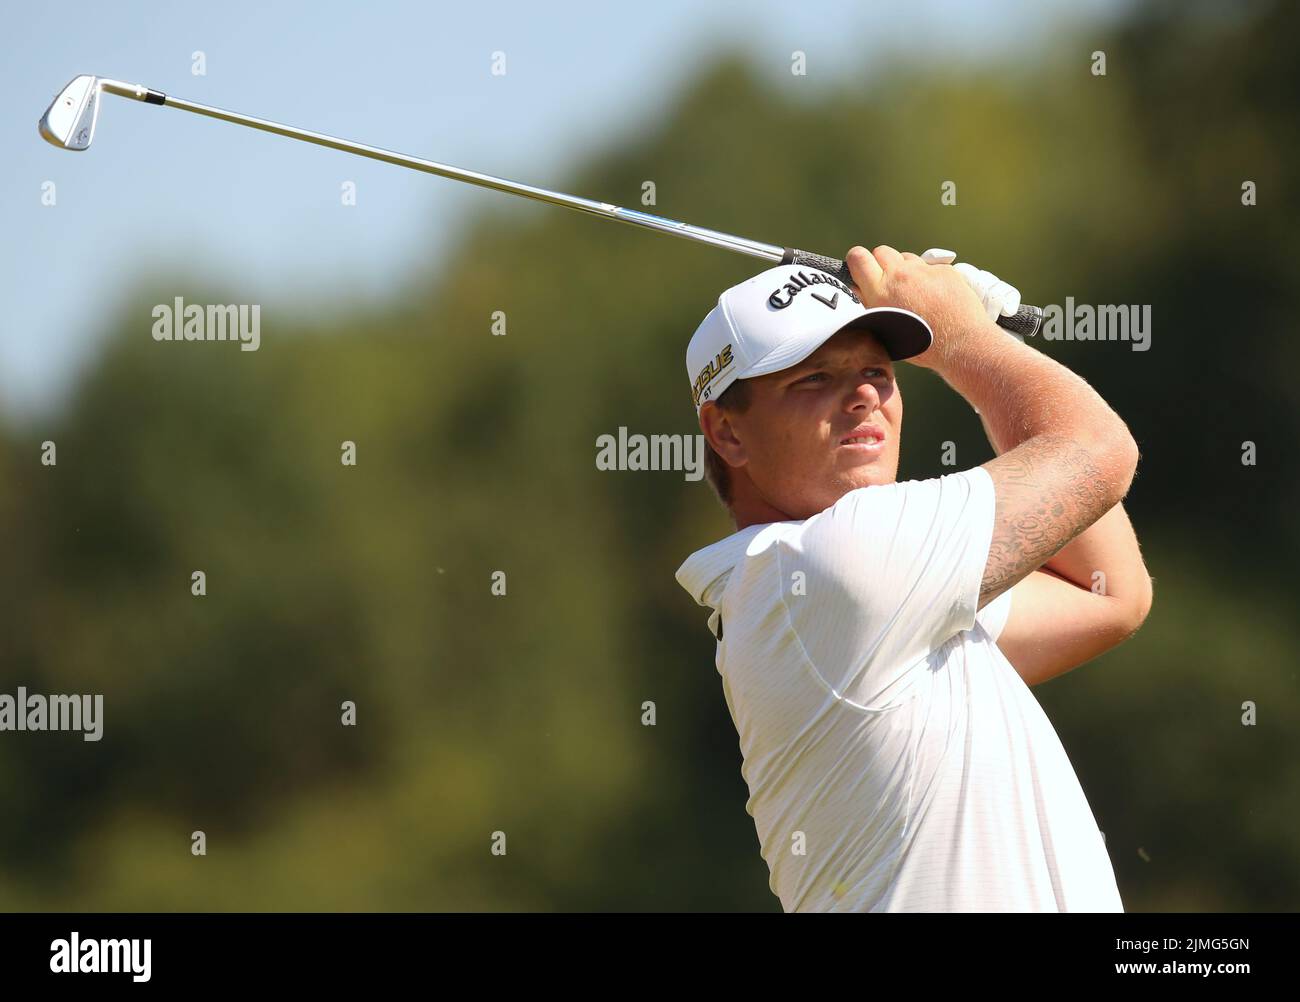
779,248,854,286
781,247,1044,338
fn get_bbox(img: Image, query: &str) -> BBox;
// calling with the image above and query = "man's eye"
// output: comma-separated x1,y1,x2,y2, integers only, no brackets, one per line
798,369,888,385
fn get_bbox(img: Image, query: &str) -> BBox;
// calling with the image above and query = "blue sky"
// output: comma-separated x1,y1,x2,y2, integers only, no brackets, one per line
1,0,1130,422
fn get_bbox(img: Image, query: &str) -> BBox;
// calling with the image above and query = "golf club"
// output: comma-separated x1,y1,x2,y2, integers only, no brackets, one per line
39,74,1044,338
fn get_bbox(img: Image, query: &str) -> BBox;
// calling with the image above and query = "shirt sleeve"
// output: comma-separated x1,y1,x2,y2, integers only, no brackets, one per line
776,467,997,706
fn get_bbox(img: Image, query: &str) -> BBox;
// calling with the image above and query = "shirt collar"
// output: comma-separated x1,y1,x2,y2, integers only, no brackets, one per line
675,523,770,619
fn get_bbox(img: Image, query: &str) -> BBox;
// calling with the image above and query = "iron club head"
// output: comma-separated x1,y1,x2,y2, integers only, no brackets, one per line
39,75,103,150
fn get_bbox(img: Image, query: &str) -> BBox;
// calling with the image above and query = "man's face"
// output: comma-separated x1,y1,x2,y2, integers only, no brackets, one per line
712,327,902,520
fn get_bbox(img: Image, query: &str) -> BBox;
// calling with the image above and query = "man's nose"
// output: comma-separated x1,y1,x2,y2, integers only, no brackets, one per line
844,377,883,411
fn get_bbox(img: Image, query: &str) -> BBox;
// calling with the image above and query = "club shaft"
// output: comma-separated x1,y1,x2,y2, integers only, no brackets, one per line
111,82,786,264
92,78,1045,339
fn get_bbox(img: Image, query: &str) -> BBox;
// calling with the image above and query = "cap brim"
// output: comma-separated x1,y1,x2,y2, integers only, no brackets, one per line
838,307,933,361
739,305,932,381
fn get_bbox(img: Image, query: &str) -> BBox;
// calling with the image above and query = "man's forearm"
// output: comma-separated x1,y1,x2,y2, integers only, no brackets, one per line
1041,504,1153,616
978,408,1153,617
937,326,1134,460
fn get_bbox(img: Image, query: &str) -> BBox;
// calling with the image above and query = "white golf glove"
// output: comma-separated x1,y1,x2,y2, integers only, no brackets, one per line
921,248,1021,323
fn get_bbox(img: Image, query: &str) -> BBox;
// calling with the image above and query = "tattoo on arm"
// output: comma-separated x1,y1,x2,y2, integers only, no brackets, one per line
980,435,1114,607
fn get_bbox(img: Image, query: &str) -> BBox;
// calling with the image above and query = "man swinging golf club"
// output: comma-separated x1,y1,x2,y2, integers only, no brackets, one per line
676,245,1154,912
36,74,1152,913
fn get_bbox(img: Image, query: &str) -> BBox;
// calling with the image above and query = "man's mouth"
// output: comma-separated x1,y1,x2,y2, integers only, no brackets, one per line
840,425,886,447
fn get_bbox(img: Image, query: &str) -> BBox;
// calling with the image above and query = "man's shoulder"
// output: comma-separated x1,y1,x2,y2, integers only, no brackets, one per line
804,468,992,538
771,468,995,595
676,469,992,604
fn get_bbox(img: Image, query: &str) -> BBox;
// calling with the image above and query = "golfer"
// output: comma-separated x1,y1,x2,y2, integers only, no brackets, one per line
675,245,1153,912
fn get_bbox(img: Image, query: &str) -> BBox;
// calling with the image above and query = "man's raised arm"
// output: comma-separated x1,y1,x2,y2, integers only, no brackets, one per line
846,245,1143,625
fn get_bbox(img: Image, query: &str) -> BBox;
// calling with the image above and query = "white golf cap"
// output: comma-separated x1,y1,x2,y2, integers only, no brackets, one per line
687,264,933,412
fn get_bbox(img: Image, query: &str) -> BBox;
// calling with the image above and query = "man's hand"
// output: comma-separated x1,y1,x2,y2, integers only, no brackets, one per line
845,244,1000,371
920,248,1022,324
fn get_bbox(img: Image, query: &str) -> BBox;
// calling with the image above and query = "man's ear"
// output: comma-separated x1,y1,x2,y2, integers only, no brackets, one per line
699,402,747,468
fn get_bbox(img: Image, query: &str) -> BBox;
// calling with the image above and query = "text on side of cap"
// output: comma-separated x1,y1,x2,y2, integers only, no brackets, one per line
692,344,734,408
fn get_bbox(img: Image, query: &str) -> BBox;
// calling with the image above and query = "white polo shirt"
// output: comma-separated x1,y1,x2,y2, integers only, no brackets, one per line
675,466,1124,912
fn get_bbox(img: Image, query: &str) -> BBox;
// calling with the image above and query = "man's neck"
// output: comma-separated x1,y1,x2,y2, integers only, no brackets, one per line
730,484,794,530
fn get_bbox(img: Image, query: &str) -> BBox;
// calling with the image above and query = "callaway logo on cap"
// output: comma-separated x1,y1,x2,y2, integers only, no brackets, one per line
686,264,933,412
